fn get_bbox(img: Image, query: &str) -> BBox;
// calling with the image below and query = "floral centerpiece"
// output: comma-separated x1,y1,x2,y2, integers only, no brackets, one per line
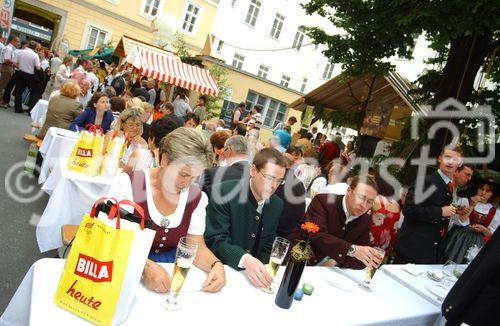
275,222,319,309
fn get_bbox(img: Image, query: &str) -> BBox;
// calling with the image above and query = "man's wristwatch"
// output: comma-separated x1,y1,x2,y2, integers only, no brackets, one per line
347,245,357,257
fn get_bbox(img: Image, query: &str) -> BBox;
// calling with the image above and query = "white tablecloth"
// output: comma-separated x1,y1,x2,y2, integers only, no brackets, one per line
30,99,49,133
36,161,116,252
1,259,441,326
38,127,78,185
381,264,463,308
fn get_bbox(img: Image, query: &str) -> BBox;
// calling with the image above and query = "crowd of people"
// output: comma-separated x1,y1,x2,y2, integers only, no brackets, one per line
1,37,499,324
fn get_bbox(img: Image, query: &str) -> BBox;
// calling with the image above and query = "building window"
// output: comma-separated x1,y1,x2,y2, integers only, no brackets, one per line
245,0,261,27
300,77,308,93
216,40,224,52
246,91,288,128
182,2,201,34
270,13,285,40
232,53,245,70
280,74,291,87
141,0,162,17
292,26,306,50
257,64,269,79
86,26,108,49
322,63,334,79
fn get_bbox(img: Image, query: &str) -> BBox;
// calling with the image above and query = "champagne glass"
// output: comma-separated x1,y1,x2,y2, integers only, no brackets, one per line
262,237,290,294
364,247,386,286
163,237,198,311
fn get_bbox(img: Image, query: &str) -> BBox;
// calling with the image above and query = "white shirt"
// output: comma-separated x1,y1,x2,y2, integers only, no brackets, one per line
86,71,99,92
40,58,49,71
14,48,40,74
342,195,360,225
310,177,327,195
50,56,62,72
0,44,15,64
78,91,92,107
318,182,349,196
107,170,208,235
54,65,70,89
173,96,191,117
437,169,452,185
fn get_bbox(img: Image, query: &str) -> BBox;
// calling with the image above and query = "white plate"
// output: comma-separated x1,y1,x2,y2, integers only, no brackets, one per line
325,270,362,292
425,284,448,301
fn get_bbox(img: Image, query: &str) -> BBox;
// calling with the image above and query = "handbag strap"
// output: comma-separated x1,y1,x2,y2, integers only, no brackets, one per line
85,124,104,135
90,196,119,220
117,199,146,230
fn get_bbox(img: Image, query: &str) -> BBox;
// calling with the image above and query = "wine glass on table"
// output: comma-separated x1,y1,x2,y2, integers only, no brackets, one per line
363,247,386,287
262,237,290,294
163,236,198,311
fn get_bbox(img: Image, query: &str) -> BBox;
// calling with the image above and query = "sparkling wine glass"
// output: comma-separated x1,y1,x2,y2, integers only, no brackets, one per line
262,237,290,294
363,247,386,286
163,237,198,311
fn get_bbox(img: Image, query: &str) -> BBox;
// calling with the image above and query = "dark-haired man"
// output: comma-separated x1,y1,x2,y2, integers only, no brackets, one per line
205,148,286,288
231,102,246,129
395,146,463,264
290,175,382,269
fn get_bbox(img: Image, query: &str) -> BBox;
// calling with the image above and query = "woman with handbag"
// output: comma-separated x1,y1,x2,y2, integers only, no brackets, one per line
108,127,226,293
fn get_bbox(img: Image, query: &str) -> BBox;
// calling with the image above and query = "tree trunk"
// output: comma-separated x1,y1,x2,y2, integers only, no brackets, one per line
403,33,492,185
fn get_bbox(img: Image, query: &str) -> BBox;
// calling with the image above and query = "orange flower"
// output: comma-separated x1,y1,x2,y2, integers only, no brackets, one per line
301,222,319,234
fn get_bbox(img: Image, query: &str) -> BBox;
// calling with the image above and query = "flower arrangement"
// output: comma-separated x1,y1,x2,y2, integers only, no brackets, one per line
291,222,319,262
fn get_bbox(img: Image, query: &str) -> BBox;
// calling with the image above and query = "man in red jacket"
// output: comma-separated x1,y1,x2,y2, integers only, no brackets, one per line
290,175,383,269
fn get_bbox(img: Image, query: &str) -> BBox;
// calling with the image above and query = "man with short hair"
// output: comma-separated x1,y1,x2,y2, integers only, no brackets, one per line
193,95,207,122
146,79,156,105
0,35,19,99
201,135,250,197
160,102,184,127
231,102,246,128
243,105,263,126
290,175,382,269
205,148,286,288
273,116,298,132
395,146,464,264
11,40,40,113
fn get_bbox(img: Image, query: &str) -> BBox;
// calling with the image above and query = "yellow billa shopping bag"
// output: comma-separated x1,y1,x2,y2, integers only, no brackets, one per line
67,125,104,176
101,131,126,178
54,198,155,325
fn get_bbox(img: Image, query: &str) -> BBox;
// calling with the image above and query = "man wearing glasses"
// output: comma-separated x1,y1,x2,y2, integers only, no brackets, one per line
205,148,286,288
291,175,382,269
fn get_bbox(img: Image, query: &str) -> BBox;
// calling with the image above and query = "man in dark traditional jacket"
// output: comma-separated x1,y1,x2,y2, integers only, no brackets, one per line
290,175,382,269
205,148,286,289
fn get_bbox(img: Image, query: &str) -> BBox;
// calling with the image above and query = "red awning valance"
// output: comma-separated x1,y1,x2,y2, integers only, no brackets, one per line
126,46,219,96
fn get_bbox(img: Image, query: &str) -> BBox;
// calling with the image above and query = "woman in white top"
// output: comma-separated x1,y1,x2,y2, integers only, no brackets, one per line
53,56,73,90
108,127,225,293
442,179,499,263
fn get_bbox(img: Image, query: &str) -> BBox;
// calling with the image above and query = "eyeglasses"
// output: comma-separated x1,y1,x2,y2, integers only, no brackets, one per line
353,192,375,206
259,171,284,185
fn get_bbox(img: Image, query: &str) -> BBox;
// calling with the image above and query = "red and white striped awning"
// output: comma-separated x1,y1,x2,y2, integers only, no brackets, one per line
125,46,219,96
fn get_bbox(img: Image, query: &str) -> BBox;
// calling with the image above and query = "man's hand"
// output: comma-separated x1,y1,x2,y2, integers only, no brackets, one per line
353,246,383,269
442,206,457,217
141,259,171,293
202,262,226,292
457,206,473,220
242,255,272,288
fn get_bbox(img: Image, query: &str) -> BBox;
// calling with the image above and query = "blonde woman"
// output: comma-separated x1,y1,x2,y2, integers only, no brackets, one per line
108,127,225,293
38,80,82,139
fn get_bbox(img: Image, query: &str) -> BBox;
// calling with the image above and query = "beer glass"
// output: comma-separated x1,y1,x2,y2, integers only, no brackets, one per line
364,247,386,285
163,237,198,310
262,237,290,294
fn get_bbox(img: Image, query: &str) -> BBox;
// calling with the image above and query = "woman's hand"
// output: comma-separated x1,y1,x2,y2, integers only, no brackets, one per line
142,259,171,293
469,224,491,237
201,262,226,293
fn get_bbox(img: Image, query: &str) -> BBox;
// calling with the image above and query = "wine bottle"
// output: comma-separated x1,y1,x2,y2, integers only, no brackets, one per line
274,258,306,309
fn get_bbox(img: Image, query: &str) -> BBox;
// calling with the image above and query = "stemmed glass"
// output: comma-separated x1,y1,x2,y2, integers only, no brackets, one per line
163,237,198,311
262,237,290,294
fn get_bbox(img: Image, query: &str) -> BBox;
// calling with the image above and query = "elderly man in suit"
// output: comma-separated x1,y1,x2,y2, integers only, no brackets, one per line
290,175,383,269
201,135,250,197
394,146,463,264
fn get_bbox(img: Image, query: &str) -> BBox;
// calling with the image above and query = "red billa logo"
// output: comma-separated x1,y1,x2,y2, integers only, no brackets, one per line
76,147,93,158
74,254,113,282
